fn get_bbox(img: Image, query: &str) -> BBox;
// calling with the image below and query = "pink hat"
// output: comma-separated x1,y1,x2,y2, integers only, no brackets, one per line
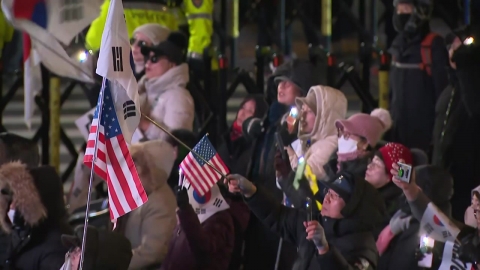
335,108,392,147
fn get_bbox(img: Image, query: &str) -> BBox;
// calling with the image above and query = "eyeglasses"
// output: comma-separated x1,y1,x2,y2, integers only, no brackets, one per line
145,55,160,64
130,38,148,47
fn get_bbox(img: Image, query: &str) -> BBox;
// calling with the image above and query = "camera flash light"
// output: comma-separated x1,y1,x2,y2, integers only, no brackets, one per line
464,36,474,46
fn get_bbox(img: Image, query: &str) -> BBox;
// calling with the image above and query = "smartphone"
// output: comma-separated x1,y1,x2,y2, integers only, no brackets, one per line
275,132,288,161
286,107,299,134
305,197,313,222
397,162,412,183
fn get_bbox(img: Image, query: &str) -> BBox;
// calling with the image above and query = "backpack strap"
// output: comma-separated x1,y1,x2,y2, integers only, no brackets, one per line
420,32,439,76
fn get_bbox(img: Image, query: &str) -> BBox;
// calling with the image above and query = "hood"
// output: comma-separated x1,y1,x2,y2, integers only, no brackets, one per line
0,132,40,168
296,85,348,144
143,63,189,103
415,165,454,215
0,162,67,233
130,140,175,194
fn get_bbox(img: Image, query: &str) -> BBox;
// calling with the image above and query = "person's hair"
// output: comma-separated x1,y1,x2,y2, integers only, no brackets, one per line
473,190,480,200
165,129,197,149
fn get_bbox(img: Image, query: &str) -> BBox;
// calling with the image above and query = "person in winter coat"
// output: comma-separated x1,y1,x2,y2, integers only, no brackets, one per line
287,85,348,180
218,95,268,176
330,108,392,179
365,143,412,237
388,0,449,151
376,165,454,270
115,140,177,269
161,183,244,270
60,226,132,270
244,59,324,270
0,133,40,268
432,23,480,221
138,31,195,140
227,172,385,270
0,162,72,270
131,23,171,80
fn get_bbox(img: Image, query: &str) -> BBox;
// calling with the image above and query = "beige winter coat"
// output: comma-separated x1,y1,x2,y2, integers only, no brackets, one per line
139,63,195,140
291,85,348,179
122,140,177,270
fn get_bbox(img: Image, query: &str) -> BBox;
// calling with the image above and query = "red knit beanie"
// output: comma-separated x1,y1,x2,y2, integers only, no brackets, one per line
377,143,413,181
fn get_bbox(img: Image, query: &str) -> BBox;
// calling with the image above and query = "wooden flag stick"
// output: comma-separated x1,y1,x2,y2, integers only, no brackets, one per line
142,114,227,178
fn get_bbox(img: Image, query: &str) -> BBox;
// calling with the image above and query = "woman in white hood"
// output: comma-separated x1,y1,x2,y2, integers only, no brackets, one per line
138,32,195,140
288,85,348,180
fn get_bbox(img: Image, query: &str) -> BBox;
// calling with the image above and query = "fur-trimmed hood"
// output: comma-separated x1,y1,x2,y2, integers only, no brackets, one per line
130,140,176,194
0,162,67,233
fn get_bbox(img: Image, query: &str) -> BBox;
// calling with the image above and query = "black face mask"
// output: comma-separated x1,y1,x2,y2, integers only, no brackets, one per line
393,13,411,32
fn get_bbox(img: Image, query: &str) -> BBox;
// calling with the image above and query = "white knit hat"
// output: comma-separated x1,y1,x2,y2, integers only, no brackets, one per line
133,23,171,46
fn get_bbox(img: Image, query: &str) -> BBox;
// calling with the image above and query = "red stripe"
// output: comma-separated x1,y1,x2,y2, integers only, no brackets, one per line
106,136,138,210
23,33,31,62
106,172,125,217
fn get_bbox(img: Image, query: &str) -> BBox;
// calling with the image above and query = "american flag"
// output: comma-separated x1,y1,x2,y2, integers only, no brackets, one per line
84,82,147,220
180,136,229,196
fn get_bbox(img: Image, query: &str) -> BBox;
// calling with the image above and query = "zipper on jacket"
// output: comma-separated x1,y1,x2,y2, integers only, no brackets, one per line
438,87,456,163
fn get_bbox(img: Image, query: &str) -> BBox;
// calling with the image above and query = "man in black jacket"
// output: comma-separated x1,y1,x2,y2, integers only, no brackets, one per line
388,0,449,151
432,23,480,221
227,172,385,270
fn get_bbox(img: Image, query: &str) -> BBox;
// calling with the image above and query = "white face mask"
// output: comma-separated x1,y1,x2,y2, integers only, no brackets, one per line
7,209,15,224
337,136,358,154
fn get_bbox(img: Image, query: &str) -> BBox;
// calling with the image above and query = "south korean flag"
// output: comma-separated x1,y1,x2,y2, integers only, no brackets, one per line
184,181,230,224
419,203,460,242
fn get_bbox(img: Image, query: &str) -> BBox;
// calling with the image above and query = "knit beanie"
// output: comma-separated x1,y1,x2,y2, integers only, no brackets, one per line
133,23,171,46
376,143,413,181
335,108,392,147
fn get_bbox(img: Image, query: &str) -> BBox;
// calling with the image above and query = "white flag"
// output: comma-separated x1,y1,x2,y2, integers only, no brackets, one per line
47,0,101,45
419,203,460,242
187,183,230,224
96,0,140,144
438,240,472,270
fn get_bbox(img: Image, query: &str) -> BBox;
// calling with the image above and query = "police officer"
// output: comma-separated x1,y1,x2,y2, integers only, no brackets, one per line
388,0,449,152
86,0,180,51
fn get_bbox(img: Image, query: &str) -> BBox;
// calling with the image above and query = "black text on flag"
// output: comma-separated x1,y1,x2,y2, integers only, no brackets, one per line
423,223,434,235
195,208,206,214
123,100,136,120
60,0,84,23
112,47,123,72
213,198,223,208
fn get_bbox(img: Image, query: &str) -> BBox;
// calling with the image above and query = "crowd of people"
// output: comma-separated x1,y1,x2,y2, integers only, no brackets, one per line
0,0,480,269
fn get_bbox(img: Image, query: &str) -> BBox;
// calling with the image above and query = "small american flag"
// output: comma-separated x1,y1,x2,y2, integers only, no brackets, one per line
180,136,229,195
83,82,148,220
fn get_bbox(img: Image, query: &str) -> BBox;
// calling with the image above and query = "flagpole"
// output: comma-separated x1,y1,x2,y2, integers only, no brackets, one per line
142,114,227,178
79,78,107,270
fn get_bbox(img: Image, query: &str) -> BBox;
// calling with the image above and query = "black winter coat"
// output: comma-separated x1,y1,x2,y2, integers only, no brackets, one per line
246,186,379,270
388,28,449,151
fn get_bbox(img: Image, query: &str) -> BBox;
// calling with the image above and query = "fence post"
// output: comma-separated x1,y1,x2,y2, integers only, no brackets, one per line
49,75,61,173
321,0,332,51
40,66,50,165
378,51,390,109
218,53,228,133
229,0,240,69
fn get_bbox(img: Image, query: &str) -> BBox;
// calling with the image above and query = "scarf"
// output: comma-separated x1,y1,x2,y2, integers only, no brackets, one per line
230,121,243,141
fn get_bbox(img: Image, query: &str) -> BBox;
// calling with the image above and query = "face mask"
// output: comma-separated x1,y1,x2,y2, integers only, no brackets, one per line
393,14,411,32
338,136,358,154
7,209,15,224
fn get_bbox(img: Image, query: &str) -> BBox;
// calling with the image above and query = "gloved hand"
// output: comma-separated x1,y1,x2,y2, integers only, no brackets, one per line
389,210,412,235
274,150,292,178
376,225,395,255
175,186,190,209
226,174,257,197
305,221,328,253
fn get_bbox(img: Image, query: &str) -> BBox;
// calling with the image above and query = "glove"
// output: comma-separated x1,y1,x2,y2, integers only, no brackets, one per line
389,210,412,235
226,174,257,197
305,221,328,252
376,225,395,255
175,186,190,209
274,150,292,178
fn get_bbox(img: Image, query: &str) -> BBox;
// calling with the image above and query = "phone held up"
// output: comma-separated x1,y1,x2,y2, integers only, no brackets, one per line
397,162,412,183
305,197,313,222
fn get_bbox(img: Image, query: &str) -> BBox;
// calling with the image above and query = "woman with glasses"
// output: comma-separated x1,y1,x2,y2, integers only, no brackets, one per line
131,24,171,80
137,31,195,141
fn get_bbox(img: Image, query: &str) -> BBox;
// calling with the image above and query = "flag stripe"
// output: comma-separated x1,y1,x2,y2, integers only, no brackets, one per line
179,136,229,196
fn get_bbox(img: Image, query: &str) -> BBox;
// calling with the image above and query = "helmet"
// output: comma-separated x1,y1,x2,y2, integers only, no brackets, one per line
393,0,433,33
